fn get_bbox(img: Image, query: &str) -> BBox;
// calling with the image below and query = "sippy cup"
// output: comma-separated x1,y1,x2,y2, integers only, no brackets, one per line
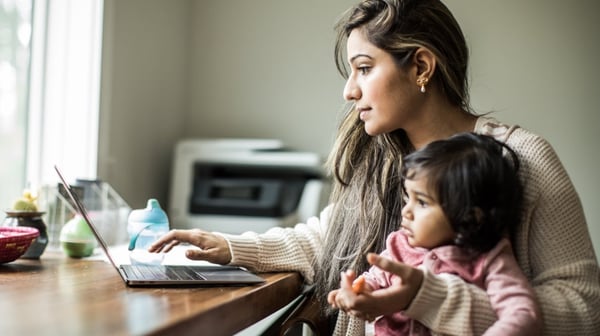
127,198,169,265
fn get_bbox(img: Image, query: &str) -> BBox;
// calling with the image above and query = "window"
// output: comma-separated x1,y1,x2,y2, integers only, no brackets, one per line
0,0,103,209
0,0,31,209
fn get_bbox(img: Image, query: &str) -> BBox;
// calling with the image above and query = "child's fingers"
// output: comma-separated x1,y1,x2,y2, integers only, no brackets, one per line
327,290,339,307
340,270,356,288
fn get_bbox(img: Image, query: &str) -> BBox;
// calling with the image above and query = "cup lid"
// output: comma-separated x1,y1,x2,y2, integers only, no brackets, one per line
128,199,168,224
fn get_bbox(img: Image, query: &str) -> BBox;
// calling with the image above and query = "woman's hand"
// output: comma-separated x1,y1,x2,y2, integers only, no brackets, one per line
148,229,232,265
331,253,424,320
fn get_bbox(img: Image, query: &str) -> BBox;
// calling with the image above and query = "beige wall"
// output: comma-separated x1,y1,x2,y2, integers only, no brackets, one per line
99,0,600,256
186,0,345,157
99,0,191,210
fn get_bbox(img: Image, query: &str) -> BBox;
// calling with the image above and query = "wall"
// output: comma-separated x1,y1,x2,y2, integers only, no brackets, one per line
99,0,600,257
99,0,191,209
450,1,600,257
186,0,346,158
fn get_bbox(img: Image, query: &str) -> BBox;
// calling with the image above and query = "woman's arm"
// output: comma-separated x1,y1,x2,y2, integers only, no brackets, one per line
217,207,329,282
150,207,329,282
507,131,600,334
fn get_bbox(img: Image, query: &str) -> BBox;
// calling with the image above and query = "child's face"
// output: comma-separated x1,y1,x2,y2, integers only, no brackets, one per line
401,175,455,249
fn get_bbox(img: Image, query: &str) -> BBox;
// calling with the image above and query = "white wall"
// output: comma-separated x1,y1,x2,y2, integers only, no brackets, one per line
99,0,600,257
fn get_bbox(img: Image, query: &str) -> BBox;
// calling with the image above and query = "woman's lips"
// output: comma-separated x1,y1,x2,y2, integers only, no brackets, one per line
358,108,370,121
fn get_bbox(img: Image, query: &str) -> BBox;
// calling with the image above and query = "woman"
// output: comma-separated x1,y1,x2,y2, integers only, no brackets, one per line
150,0,600,335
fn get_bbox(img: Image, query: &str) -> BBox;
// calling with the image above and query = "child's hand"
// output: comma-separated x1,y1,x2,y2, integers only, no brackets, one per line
327,289,341,308
327,270,376,322
328,269,356,309
328,269,358,310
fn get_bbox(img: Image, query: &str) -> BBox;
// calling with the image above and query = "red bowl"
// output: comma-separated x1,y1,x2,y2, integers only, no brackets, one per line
0,227,40,264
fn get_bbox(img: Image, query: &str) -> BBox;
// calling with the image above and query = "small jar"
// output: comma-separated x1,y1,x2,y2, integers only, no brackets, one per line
127,199,169,265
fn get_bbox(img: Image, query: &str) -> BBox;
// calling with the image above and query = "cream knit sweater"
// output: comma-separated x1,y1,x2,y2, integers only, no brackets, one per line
220,116,600,335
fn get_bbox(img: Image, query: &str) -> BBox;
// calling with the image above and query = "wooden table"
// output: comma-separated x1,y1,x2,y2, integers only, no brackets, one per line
0,251,302,336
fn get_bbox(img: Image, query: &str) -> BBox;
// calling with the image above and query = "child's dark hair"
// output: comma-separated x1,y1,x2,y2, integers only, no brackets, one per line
401,132,522,253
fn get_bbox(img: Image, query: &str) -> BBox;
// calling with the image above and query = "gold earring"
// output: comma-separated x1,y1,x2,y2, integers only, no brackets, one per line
416,77,429,93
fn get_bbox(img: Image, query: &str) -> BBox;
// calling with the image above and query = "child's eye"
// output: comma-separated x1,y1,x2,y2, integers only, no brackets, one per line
418,199,428,207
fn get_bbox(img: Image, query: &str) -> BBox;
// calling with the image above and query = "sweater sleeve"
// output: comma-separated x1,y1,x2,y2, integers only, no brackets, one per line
508,130,600,335
216,206,329,283
404,121,600,335
481,239,542,336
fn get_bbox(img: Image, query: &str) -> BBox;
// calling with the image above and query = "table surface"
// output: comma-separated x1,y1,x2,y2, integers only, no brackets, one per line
0,251,302,336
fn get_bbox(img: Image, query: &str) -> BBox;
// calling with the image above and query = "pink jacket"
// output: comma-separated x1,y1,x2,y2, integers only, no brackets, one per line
364,231,541,336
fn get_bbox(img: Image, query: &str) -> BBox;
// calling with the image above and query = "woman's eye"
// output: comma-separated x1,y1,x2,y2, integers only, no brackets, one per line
357,66,370,75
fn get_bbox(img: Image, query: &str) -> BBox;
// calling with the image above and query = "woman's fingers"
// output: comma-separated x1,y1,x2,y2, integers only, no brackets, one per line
159,239,181,253
147,229,232,264
367,252,411,279
148,229,190,252
366,252,424,310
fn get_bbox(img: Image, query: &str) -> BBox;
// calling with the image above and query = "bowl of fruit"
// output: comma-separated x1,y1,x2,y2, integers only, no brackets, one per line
0,226,40,264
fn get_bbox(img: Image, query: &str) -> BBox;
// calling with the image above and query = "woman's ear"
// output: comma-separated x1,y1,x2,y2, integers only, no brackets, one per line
412,47,436,80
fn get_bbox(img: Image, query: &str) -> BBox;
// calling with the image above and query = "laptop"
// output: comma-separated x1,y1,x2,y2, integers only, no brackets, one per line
54,165,265,287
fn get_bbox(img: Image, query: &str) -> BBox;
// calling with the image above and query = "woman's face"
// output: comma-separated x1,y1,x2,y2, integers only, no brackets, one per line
401,174,455,249
343,29,419,136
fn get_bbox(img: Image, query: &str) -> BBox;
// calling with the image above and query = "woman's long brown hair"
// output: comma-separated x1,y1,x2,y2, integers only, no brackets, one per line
314,0,473,314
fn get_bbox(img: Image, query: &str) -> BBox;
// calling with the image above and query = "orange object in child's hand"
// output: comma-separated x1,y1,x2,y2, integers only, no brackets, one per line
352,275,366,293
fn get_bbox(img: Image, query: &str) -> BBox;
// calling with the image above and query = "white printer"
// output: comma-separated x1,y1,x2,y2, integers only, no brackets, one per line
168,139,331,234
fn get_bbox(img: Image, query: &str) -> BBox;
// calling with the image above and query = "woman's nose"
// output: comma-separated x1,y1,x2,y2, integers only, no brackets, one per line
343,77,360,101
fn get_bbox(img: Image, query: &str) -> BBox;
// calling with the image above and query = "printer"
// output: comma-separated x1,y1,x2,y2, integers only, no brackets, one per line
168,139,331,234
